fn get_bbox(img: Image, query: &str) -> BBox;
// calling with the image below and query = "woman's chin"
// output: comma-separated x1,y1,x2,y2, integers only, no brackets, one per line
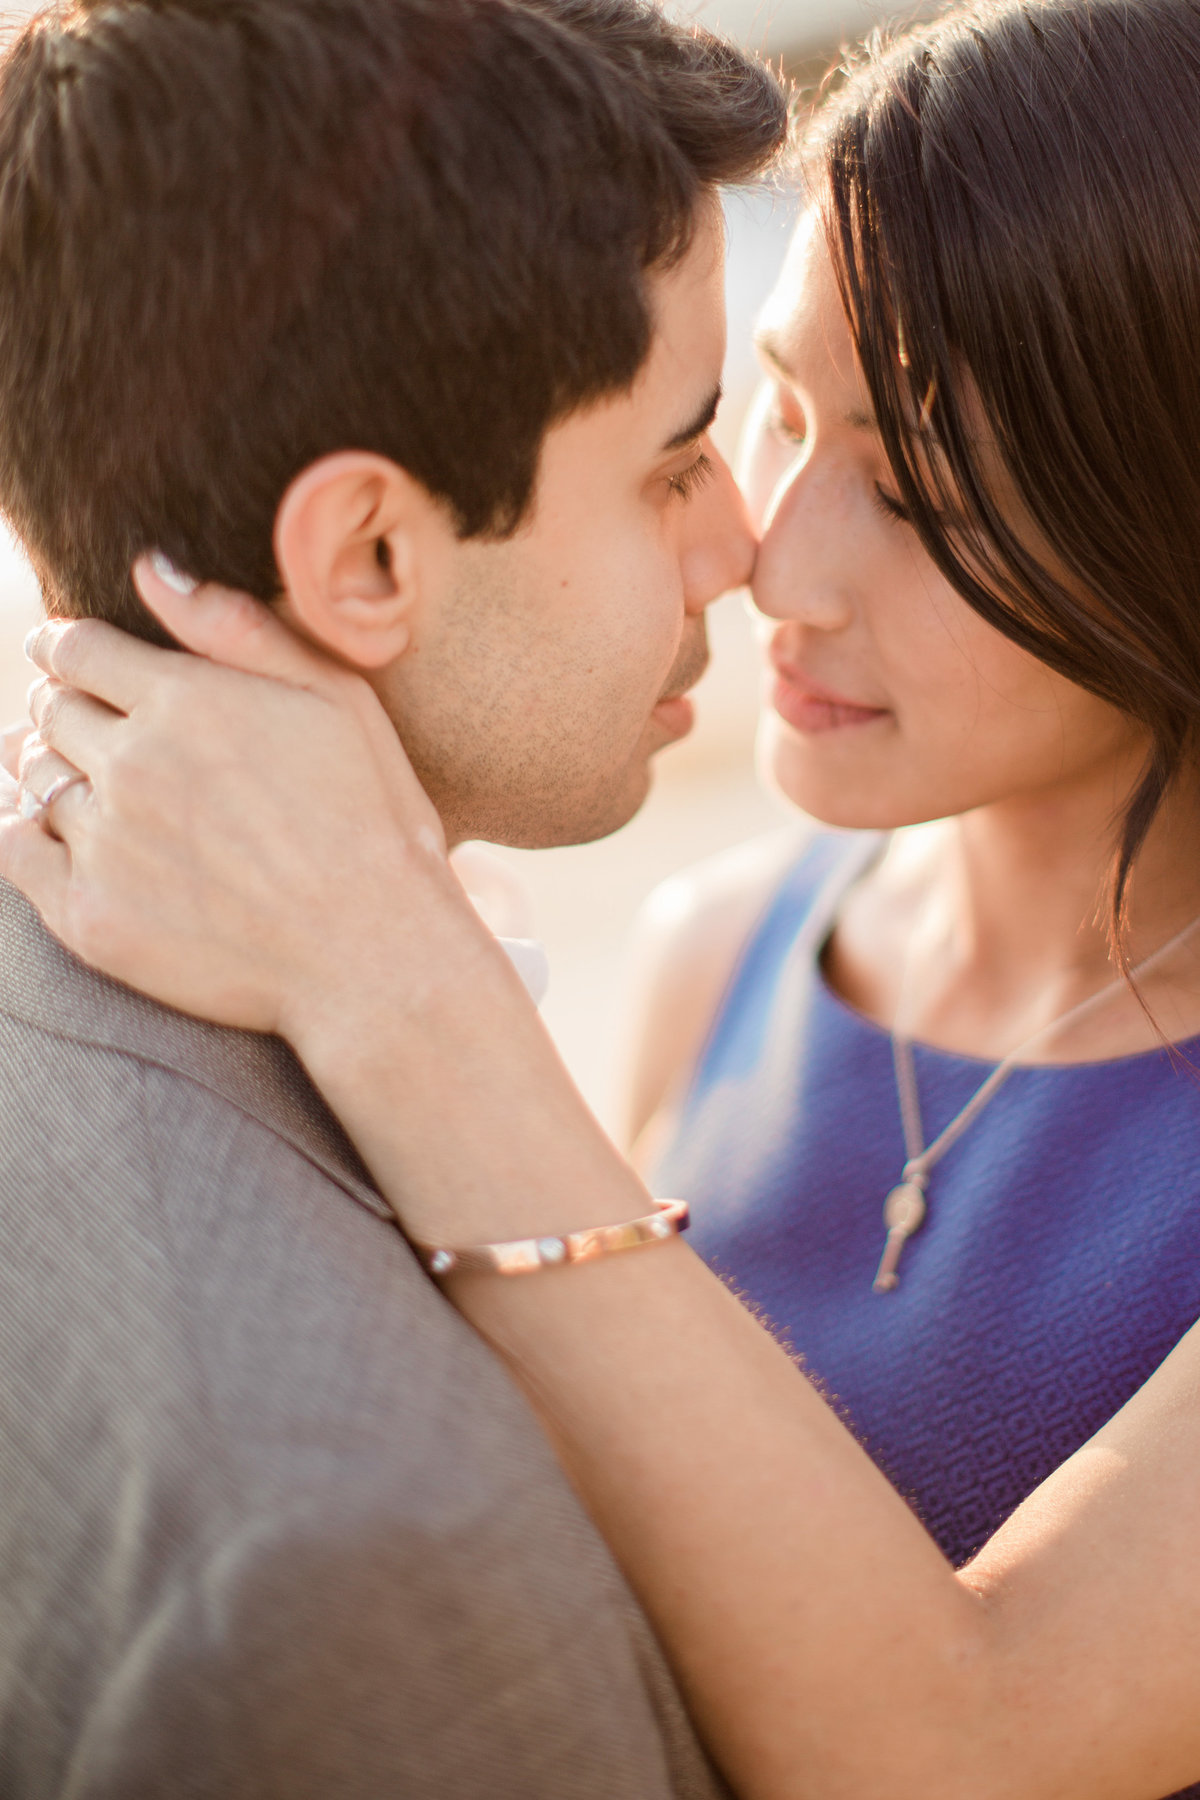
754,713,917,833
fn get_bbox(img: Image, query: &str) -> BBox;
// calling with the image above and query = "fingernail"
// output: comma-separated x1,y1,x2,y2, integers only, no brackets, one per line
22,626,39,661
146,551,198,596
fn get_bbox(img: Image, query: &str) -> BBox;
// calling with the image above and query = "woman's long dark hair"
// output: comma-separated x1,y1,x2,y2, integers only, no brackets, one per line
815,0,1200,952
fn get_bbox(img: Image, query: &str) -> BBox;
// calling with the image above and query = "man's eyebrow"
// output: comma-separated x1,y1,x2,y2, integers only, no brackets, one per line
662,383,722,453
755,328,881,434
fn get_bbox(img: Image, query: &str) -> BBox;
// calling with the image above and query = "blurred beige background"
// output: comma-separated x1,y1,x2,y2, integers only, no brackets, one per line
0,0,933,1130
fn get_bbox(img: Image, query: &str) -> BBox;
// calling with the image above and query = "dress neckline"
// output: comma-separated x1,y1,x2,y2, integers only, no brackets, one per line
805,832,1200,1077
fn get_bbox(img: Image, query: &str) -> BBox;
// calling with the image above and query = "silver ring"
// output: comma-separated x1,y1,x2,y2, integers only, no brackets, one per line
19,771,89,826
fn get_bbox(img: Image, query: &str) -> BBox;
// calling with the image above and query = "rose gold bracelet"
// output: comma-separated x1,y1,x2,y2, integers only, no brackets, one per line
413,1197,689,1279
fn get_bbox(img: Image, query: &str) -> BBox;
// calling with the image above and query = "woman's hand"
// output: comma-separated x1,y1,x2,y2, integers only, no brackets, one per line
0,558,626,1248
0,557,472,1042
0,718,32,784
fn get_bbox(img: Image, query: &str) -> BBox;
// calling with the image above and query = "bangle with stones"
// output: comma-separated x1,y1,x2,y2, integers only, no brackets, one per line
413,1198,689,1279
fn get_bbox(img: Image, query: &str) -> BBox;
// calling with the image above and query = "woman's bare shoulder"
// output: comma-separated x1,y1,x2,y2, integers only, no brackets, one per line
618,822,813,1160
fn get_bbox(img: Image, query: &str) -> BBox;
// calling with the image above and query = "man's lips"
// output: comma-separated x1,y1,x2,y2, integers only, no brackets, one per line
651,639,709,740
651,692,697,738
770,661,890,736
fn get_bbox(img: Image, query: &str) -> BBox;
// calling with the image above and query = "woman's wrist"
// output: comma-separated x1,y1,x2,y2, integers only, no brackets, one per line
283,861,476,1040
290,885,647,1246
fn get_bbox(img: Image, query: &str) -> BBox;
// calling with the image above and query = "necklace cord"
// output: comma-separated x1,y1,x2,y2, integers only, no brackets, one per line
891,906,1200,1184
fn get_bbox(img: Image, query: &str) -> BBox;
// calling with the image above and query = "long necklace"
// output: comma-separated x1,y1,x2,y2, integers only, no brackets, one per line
872,907,1200,1293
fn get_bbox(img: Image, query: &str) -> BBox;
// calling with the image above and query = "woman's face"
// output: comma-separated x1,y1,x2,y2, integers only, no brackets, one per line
742,212,1140,829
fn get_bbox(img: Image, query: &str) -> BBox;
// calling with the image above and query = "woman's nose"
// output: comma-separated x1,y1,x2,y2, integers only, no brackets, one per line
750,459,857,630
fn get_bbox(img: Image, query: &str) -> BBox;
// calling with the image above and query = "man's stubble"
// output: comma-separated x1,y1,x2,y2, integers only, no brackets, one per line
373,555,708,851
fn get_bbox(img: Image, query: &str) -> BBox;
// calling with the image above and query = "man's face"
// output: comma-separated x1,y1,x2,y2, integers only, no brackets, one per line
369,206,756,848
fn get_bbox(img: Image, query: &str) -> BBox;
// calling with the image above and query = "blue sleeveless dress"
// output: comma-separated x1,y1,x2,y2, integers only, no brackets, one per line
657,832,1200,1799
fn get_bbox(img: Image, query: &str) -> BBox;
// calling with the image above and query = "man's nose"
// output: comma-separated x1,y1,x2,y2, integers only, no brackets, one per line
680,443,757,615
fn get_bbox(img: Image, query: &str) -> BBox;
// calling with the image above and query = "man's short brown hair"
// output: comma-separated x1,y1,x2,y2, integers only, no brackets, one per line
0,0,786,638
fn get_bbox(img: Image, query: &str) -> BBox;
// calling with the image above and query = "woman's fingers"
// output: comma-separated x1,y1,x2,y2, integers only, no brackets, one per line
17,734,92,846
19,728,88,801
0,719,31,779
0,812,72,937
26,617,182,716
0,556,450,1042
24,556,343,724
132,556,341,691
28,678,122,775
135,558,444,828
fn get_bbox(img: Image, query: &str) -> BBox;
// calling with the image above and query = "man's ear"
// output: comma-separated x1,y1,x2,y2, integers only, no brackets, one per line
272,452,454,670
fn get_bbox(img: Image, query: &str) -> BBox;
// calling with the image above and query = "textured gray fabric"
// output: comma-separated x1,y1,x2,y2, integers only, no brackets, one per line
0,879,724,1799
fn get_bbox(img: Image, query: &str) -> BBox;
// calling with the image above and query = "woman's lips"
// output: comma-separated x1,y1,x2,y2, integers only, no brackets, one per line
770,669,890,736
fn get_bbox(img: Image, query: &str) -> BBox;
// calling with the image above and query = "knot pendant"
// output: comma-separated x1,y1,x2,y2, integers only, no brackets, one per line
873,1180,927,1293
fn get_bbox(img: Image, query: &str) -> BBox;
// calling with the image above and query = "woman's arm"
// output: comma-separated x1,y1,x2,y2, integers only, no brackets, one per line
302,950,1200,1800
10,575,1200,1800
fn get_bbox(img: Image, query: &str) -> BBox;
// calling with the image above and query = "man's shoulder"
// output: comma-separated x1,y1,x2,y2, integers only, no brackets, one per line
0,884,722,1800
0,873,387,1217
0,874,482,1477
0,873,505,1550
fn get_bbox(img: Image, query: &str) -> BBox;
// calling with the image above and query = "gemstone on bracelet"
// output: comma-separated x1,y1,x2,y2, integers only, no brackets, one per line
536,1236,568,1264
429,1250,456,1276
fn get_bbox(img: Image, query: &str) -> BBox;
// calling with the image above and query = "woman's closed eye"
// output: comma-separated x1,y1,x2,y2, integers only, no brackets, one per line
872,482,912,524
767,399,807,448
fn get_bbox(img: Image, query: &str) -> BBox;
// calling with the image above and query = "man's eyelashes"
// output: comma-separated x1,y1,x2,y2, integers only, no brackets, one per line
667,451,715,501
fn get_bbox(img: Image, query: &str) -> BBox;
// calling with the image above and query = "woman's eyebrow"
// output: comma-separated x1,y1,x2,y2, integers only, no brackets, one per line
754,327,793,383
755,328,881,434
